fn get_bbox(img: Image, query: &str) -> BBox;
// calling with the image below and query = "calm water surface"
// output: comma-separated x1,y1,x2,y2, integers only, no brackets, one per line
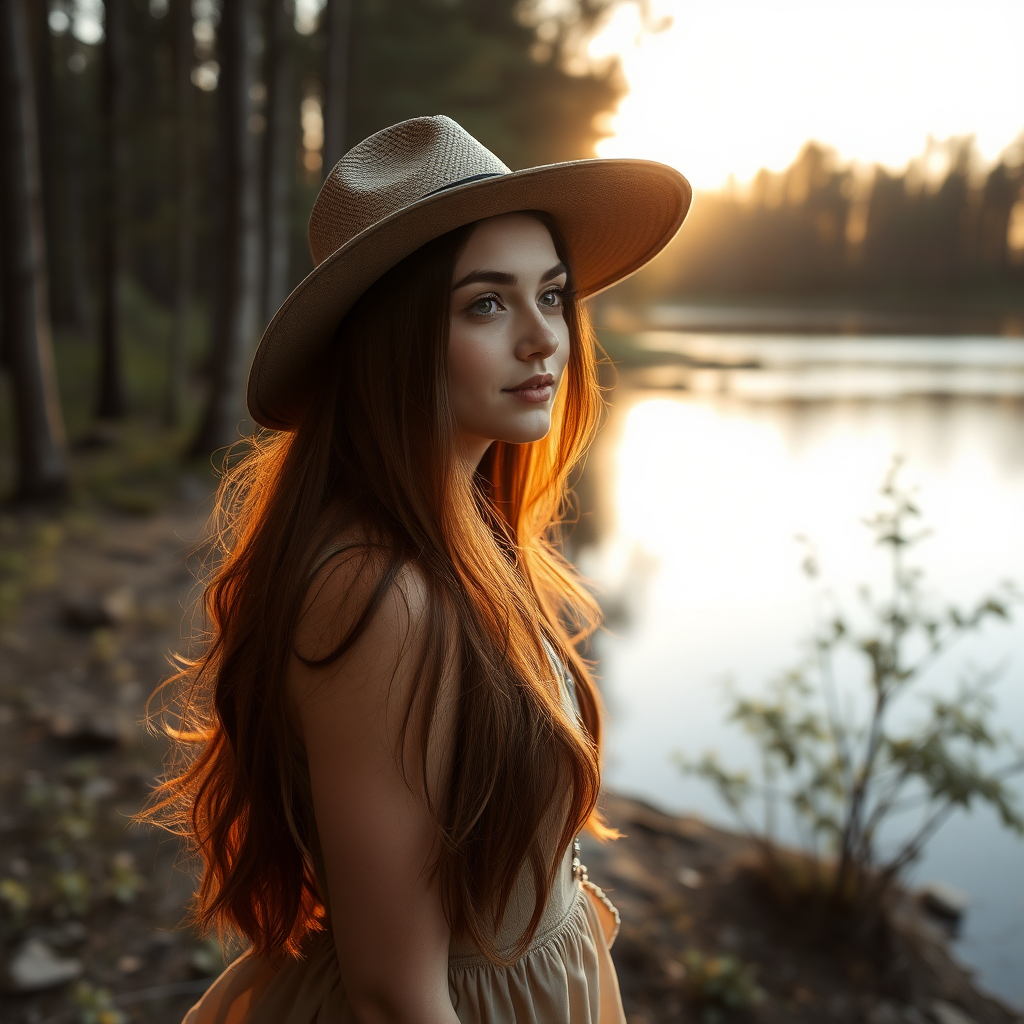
578,333,1024,1007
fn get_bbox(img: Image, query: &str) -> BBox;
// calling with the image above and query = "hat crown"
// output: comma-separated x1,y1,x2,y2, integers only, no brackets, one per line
308,115,512,267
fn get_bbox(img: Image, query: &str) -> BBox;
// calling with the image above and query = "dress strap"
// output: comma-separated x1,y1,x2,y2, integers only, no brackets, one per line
540,634,581,722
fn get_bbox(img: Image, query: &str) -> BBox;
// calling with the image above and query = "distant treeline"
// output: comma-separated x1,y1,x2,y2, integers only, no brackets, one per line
627,138,1024,300
0,0,622,499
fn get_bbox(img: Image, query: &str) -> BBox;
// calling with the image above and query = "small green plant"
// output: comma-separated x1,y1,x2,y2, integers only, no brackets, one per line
71,981,128,1024
188,934,228,977
0,516,63,627
0,877,32,926
7,762,138,933
108,852,144,906
53,869,93,917
681,948,766,1021
679,460,1024,925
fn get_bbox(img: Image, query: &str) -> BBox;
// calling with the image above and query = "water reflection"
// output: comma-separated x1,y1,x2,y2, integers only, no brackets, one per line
579,336,1024,1008
633,333,1024,400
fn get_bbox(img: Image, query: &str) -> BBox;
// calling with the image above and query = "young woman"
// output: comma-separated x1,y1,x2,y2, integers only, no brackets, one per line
145,116,690,1024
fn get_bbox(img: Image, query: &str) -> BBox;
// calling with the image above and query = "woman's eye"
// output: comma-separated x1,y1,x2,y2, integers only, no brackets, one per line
539,289,563,308
469,296,501,317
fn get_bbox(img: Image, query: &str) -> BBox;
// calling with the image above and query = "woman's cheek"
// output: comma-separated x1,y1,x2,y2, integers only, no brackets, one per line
449,330,500,404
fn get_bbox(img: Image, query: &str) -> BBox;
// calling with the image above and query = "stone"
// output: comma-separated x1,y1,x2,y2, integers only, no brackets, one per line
929,1001,976,1024
5,937,83,992
48,710,122,749
43,921,88,949
919,881,970,922
117,954,143,974
60,587,134,629
677,867,702,888
81,775,117,801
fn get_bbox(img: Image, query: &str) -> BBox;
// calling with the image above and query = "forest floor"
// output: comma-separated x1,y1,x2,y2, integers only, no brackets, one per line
0,482,1020,1024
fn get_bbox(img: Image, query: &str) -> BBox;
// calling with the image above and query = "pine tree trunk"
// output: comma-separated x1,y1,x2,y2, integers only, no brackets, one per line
322,0,352,178
191,0,261,453
167,0,194,427
0,0,69,500
97,0,127,419
29,0,61,329
261,0,294,327
58,37,92,338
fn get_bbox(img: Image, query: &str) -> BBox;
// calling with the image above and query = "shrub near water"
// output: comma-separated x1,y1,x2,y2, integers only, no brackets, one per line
679,460,1024,930
681,948,766,1022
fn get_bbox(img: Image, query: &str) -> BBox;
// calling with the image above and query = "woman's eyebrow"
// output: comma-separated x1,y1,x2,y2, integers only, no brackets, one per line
541,262,568,283
452,262,567,290
453,269,515,289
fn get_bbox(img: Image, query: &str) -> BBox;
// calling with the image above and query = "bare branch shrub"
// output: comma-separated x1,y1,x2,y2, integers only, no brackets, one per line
679,459,1024,926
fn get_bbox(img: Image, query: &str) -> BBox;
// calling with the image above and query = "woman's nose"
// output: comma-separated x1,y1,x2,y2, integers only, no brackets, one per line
514,307,560,362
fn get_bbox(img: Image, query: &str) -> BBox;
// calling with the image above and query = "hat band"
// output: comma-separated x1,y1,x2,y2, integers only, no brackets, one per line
424,172,503,198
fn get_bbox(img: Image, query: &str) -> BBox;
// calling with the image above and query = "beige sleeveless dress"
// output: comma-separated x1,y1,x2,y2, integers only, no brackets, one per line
182,557,626,1024
182,844,624,1024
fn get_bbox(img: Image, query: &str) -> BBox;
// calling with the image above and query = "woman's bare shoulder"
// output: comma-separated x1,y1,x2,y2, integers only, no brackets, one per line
293,524,430,669
287,531,452,785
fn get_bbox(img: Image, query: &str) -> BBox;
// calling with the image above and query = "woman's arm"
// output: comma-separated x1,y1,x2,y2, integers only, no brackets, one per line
288,552,460,1024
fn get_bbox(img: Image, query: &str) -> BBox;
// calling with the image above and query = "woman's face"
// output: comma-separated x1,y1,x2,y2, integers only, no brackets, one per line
448,213,570,468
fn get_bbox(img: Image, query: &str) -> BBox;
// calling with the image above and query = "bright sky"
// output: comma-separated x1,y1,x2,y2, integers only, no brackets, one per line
589,0,1024,190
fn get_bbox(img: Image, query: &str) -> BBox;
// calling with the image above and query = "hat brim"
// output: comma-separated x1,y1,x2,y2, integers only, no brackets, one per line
248,158,692,429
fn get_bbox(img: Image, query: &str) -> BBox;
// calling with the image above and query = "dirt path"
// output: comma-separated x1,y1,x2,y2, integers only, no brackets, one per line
0,490,219,1024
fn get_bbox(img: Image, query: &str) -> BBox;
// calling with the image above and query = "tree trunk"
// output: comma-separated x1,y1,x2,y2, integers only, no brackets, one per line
167,0,194,427
29,0,60,328
261,0,294,327
97,0,127,418
191,0,261,454
321,0,352,178
58,35,93,338
0,0,70,500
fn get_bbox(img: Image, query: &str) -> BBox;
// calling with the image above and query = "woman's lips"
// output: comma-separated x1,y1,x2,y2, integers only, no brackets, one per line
503,373,555,403
504,383,553,403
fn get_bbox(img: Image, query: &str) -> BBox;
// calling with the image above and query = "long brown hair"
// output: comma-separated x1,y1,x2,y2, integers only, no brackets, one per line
142,213,613,965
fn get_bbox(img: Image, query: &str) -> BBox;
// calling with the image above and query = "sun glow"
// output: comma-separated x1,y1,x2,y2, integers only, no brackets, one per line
590,0,1024,190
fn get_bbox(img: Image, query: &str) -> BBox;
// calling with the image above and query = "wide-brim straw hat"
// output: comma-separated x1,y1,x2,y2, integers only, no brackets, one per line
248,115,691,429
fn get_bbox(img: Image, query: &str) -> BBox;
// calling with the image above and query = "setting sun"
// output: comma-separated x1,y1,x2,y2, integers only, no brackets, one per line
590,0,1024,189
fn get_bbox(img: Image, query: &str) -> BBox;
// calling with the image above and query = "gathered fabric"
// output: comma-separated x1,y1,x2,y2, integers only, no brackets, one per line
182,855,624,1024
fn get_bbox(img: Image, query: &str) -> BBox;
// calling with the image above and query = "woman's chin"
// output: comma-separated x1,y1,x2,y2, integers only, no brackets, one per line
459,413,554,451
498,417,553,445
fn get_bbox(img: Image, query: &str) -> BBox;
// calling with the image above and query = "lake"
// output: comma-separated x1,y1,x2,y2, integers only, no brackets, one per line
576,332,1024,1008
